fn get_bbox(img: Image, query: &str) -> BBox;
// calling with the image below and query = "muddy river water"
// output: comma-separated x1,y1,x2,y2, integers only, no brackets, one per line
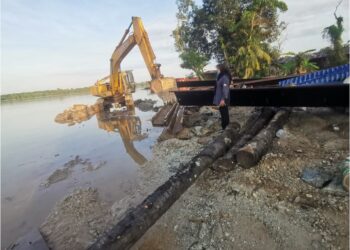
1,89,163,248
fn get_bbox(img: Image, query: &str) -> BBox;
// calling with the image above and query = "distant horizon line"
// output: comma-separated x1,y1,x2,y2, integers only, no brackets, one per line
0,81,153,96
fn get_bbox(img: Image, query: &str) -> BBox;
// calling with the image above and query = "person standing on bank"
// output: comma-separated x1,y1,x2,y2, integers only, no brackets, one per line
213,64,231,130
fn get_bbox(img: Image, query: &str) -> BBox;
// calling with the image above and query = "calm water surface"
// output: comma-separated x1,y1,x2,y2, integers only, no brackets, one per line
1,89,163,248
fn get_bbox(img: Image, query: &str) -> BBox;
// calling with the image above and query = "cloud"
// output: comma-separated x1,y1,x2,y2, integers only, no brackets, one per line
2,0,349,93
280,0,349,52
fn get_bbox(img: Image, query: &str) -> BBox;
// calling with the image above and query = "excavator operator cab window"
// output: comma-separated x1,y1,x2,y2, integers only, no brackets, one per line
124,70,135,92
125,70,135,84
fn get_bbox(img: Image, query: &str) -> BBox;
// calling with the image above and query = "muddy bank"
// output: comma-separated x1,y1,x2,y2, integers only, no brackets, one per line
39,106,224,249
40,188,112,250
134,107,349,250
39,138,205,249
41,107,348,250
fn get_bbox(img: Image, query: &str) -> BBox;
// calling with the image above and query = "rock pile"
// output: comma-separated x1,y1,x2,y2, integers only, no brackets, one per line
54,104,100,125
134,99,157,112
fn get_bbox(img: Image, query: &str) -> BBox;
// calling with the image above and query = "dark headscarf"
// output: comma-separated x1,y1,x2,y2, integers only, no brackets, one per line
216,64,232,91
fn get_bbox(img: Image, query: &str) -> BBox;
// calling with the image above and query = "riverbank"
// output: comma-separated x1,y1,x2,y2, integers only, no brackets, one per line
135,107,349,250
22,105,349,249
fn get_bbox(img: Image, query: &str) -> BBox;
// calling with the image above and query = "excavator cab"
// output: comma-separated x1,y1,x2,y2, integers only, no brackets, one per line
91,70,136,107
91,76,111,97
123,70,136,93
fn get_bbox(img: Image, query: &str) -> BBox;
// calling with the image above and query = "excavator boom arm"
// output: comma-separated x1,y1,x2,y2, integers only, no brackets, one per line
110,35,136,95
91,16,175,101
132,17,162,80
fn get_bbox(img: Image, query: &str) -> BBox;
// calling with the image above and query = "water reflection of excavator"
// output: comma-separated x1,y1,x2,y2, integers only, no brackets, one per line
90,16,176,107
96,108,148,165
54,103,148,165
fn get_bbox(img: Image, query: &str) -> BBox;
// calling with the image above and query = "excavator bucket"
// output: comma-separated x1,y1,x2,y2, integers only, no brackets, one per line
150,77,177,93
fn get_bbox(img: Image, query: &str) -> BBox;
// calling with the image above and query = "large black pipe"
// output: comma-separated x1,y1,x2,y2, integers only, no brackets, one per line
176,76,295,88
174,84,349,107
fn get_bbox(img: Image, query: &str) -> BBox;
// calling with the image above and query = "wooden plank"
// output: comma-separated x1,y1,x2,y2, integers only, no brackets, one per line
151,103,177,126
172,106,184,134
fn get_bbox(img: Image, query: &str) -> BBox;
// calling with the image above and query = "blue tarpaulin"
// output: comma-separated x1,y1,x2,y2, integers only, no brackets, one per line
279,64,349,87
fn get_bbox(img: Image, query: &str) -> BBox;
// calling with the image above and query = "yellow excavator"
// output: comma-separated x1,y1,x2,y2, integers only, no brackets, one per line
90,16,176,107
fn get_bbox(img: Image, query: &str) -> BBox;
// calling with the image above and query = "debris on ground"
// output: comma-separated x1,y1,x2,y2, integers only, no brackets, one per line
276,128,288,138
301,167,333,188
322,175,347,195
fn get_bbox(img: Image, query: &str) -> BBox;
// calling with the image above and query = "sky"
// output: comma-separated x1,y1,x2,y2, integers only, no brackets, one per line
1,0,349,94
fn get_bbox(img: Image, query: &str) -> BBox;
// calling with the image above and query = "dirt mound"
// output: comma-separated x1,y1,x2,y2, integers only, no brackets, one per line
40,188,112,250
54,104,100,125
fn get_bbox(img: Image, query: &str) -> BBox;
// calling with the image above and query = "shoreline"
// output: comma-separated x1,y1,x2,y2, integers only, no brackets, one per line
0,83,150,103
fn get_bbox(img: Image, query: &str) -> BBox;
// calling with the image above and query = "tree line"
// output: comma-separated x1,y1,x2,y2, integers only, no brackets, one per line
1,87,90,102
173,0,348,79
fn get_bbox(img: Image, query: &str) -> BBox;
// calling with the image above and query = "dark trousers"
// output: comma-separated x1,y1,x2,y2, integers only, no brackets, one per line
219,105,230,129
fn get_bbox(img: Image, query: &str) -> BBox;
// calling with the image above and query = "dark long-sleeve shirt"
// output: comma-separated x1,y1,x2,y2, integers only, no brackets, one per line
213,74,230,106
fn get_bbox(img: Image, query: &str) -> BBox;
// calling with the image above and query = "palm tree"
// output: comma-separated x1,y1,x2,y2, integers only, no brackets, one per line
322,1,346,65
281,50,319,75
231,0,287,78
235,38,272,78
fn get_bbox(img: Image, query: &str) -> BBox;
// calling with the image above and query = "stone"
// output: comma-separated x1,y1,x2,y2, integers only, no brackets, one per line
183,113,202,127
200,127,211,137
332,124,340,131
322,175,348,195
176,128,192,140
301,168,333,188
54,104,98,125
197,137,212,145
199,106,215,115
134,99,156,112
276,129,287,138
192,126,203,136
